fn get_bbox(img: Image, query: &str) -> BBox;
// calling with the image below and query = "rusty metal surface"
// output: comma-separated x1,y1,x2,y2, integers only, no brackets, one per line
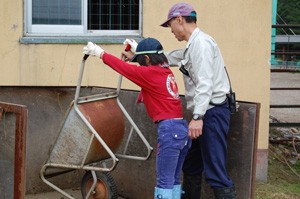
79,98,125,163
0,101,27,199
200,101,260,199
0,86,104,194
47,97,125,168
0,112,15,199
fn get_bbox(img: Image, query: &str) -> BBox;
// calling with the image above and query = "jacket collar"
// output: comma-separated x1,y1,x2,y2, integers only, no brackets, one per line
186,27,200,49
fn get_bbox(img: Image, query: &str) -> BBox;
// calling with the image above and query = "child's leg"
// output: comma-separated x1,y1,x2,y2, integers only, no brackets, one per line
174,134,190,185
156,120,179,188
155,119,189,199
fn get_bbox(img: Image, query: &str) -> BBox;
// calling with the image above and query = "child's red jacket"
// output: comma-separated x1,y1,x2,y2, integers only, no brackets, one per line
102,53,183,123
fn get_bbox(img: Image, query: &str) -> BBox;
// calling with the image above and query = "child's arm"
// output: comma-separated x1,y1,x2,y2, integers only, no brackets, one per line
83,42,148,88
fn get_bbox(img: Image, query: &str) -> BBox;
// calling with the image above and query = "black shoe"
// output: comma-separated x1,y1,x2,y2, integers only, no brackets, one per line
213,185,236,199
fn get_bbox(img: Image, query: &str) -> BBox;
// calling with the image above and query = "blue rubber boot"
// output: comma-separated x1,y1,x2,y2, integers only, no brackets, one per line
173,184,182,199
154,187,173,199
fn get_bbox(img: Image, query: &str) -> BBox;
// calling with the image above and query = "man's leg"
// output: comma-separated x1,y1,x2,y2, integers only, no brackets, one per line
182,139,203,199
213,185,237,199
201,105,236,199
181,174,202,199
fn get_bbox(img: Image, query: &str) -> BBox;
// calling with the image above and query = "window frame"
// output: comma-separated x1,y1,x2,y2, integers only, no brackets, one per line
24,0,143,38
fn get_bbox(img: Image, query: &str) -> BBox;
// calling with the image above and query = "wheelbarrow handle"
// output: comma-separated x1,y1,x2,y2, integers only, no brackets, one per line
83,54,89,61
74,55,89,103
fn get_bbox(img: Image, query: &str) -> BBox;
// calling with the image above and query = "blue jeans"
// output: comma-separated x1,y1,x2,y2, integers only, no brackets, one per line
182,103,234,188
156,119,191,189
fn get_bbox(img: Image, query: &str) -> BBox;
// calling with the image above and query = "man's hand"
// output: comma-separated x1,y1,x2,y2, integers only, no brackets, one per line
83,42,104,58
188,119,203,139
121,51,135,61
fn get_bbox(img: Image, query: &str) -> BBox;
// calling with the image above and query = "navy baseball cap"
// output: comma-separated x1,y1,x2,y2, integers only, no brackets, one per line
130,38,164,62
160,2,196,27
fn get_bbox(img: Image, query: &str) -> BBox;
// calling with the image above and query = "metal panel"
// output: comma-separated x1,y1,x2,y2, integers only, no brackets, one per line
0,102,27,199
201,101,260,199
112,96,260,199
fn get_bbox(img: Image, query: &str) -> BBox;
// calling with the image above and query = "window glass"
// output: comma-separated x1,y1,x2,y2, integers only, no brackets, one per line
27,0,141,36
32,0,81,25
88,0,139,30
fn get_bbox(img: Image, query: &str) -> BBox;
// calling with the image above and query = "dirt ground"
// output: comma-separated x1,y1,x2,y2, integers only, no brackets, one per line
25,188,125,199
25,189,82,199
254,143,300,199
270,72,300,123
255,72,300,199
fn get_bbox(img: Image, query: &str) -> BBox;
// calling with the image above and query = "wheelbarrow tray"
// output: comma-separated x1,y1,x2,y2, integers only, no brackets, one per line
45,92,125,175
40,57,153,199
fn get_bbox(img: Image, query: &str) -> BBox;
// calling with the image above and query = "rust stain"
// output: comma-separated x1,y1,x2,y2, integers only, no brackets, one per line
0,108,3,121
78,98,125,163
0,102,27,199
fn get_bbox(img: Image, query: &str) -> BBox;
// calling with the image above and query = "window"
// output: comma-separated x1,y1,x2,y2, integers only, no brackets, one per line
25,0,142,37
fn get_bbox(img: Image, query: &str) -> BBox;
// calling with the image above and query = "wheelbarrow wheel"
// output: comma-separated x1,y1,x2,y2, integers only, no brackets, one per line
81,171,118,199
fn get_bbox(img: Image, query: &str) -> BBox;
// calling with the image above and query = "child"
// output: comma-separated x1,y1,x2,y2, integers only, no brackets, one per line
83,37,191,199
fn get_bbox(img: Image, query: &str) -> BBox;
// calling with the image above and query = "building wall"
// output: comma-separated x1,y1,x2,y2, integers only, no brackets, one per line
0,0,271,181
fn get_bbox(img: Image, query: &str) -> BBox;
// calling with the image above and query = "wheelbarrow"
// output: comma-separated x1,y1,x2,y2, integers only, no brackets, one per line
40,55,153,199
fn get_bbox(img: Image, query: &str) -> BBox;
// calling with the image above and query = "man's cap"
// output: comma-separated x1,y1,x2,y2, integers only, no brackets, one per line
160,2,196,27
131,38,164,62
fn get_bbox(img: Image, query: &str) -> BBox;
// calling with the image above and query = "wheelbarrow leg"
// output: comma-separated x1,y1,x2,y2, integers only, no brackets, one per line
85,170,97,199
40,164,76,199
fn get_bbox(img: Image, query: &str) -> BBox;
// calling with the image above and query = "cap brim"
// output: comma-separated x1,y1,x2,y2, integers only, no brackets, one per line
160,18,172,27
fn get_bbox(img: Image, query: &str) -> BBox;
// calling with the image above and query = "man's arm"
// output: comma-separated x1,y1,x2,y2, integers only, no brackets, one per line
165,49,184,67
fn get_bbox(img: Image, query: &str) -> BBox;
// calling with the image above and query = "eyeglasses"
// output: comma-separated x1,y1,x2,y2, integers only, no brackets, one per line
179,65,190,77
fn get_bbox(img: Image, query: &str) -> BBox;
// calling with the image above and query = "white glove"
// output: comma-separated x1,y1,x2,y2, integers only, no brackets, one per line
83,42,104,58
123,39,138,53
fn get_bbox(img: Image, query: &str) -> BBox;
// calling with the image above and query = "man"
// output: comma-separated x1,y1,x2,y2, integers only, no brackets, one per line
160,2,236,199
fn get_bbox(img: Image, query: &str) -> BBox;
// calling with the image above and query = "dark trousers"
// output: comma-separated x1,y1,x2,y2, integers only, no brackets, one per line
182,103,233,188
